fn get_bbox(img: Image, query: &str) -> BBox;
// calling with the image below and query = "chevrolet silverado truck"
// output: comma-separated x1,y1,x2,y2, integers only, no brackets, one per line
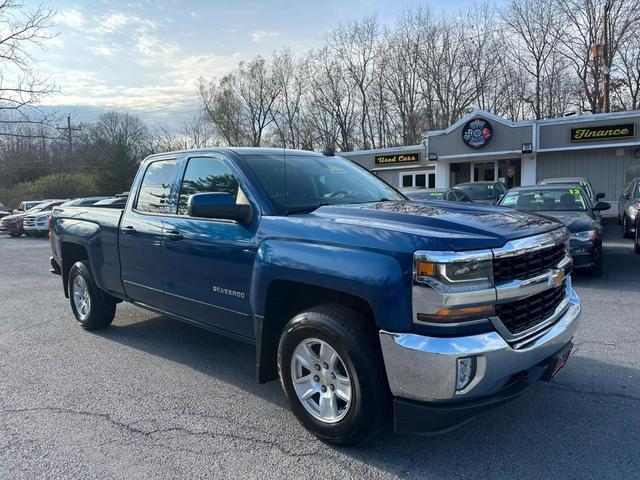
50,148,581,445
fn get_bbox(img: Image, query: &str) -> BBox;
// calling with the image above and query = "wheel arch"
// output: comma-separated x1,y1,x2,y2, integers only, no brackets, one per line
60,241,90,298
251,239,411,383
255,279,377,383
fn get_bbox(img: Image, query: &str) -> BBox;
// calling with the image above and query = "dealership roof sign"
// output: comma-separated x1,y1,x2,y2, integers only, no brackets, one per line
374,152,420,165
570,123,636,142
462,118,493,149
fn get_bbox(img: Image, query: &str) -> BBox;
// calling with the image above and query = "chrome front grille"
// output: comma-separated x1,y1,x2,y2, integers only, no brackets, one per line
495,282,566,335
23,216,35,226
493,243,567,283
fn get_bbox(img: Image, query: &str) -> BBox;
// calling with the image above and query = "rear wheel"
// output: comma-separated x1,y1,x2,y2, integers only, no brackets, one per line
68,261,116,330
277,305,389,445
8,232,21,237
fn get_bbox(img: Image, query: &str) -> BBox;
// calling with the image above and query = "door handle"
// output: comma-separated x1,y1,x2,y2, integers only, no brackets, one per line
122,226,136,235
166,230,183,241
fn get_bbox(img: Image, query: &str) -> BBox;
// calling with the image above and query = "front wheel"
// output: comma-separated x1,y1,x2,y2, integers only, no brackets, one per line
68,261,116,330
277,305,389,446
635,224,640,255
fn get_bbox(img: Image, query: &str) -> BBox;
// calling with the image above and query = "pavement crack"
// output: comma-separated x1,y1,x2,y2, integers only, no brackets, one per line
543,383,640,403
0,405,322,459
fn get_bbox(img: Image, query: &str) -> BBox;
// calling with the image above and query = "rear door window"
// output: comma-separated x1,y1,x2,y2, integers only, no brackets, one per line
136,159,178,214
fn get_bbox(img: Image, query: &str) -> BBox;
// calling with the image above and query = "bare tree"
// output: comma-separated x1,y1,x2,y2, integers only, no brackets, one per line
235,56,282,147
614,34,640,109
307,47,358,151
327,16,380,149
199,75,248,146
383,7,433,145
270,49,307,149
558,0,640,113
0,0,56,135
501,0,565,118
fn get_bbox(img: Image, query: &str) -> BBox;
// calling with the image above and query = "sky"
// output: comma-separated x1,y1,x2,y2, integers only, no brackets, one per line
27,0,479,129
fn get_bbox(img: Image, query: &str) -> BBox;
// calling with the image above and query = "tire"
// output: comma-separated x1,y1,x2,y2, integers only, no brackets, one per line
68,260,116,330
8,232,21,237
635,225,640,255
622,214,633,238
277,305,389,446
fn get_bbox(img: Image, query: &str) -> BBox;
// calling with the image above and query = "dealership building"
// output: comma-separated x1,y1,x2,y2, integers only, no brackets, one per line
341,108,640,213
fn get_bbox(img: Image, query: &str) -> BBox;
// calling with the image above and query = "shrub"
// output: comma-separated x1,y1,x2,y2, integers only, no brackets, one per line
0,172,99,209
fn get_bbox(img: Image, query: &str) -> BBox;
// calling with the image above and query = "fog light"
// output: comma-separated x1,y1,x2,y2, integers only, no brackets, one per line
456,357,476,391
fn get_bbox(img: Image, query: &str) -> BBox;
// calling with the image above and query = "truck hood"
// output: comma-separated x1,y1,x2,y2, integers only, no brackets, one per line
534,211,598,233
312,201,562,251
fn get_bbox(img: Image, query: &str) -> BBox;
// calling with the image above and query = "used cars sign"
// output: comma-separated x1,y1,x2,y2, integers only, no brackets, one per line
374,152,419,165
570,123,636,142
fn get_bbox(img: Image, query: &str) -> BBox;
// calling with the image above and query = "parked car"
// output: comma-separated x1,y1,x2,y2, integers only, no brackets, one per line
51,148,580,445
619,177,640,238
498,184,610,275
1,203,46,237
62,196,109,207
0,202,10,220
454,181,508,204
538,177,605,205
403,188,472,202
92,196,128,207
22,200,68,237
13,200,44,214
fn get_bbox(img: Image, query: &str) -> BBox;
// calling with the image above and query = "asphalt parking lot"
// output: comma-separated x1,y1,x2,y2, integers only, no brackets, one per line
0,226,638,480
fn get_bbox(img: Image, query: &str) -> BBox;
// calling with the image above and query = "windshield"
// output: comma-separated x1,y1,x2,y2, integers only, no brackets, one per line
0,203,7,211
242,154,404,214
500,188,587,212
406,191,445,201
455,184,496,200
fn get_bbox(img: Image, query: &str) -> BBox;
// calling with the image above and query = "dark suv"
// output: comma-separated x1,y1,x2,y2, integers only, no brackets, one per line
454,181,508,204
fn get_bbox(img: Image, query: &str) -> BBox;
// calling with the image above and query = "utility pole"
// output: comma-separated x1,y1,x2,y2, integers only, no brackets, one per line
56,115,81,152
603,0,611,113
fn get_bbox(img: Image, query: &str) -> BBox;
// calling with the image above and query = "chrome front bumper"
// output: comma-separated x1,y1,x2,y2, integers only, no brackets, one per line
380,286,581,403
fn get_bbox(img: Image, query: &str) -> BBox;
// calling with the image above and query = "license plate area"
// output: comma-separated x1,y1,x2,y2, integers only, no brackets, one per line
542,342,573,381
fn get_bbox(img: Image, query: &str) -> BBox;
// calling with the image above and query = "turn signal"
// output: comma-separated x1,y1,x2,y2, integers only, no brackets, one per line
416,261,436,277
416,304,494,323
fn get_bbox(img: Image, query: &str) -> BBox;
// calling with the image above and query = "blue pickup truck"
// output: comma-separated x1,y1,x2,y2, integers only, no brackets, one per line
50,148,581,445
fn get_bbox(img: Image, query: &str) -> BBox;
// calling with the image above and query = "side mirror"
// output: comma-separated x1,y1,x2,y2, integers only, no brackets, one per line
623,192,630,200
596,192,605,200
592,201,611,211
187,192,253,224
12,209,19,214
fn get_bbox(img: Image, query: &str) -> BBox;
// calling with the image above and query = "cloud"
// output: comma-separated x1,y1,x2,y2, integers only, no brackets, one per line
57,9,86,29
93,12,158,35
250,30,280,44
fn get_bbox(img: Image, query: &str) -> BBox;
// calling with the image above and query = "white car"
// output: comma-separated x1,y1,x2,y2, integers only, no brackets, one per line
23,200,67,237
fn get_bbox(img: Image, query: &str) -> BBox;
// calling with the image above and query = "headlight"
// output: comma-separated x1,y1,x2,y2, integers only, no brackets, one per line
414,250,494,323
570,230,595,241
414,251,493,291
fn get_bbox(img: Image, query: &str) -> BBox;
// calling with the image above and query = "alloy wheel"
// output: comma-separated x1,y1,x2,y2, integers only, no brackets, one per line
72,275,91,320
290,338,352,424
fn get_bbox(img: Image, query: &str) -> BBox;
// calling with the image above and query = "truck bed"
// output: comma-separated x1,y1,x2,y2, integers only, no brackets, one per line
51,205,125,298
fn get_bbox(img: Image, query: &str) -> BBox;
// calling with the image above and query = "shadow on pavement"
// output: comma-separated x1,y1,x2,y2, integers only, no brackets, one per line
92,222,638,478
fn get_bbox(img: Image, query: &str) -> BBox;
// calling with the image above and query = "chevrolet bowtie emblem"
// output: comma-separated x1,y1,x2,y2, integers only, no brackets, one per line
549,270,565,288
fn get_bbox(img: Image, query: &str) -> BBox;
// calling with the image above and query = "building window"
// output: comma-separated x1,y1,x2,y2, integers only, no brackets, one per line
400,171,435,189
